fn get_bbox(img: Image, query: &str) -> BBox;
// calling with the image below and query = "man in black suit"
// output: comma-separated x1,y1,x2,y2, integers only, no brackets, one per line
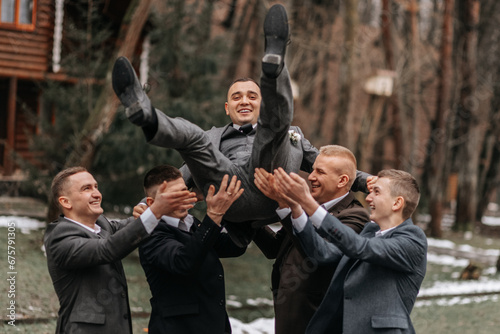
138,165,246,333
253,145,370,334
44,166,197,334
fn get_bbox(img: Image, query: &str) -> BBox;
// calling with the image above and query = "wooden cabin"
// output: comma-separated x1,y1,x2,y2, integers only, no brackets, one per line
0,0,142,179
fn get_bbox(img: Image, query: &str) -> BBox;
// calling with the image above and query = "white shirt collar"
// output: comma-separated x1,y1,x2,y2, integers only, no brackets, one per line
233,123,256,131
64,217,101,234
321,192,349,211
375,224,397,237
163,214,194,231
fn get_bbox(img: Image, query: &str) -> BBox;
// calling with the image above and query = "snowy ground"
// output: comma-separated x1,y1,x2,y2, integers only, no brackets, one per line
3,215,500,334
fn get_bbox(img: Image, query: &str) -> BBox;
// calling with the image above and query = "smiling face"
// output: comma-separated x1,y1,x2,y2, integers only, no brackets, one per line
365,177,399,224
307,154,350,204
58,171,103,227
225,80,261,126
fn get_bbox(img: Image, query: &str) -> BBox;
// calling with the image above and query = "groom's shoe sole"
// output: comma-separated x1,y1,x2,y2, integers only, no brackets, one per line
262,4,289,78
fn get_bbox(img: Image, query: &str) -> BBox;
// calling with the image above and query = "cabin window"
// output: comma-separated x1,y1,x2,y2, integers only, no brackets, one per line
0,0,36,30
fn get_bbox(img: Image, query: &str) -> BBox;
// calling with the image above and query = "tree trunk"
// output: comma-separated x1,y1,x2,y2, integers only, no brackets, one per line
424,0,455,238
335,0,358,149
224,0,260,82
454,0,480,231
65,0,153,168
475,0,500,221
381,0,404,170
356,95,386,172
404,0,420,175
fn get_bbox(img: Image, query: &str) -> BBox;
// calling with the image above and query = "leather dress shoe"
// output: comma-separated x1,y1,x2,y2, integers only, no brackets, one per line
262,4,289,78
112,56,153,126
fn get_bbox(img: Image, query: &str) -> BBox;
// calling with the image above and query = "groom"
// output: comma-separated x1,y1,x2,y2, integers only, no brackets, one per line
112,5,369,240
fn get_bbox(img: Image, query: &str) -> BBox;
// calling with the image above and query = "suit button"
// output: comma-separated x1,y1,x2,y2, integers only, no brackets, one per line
219,299,225,306
218,274,223,280
121,292,126,298
123,314,129,319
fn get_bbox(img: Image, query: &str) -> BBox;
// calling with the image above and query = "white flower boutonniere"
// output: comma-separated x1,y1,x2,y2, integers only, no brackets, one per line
289,130,301,146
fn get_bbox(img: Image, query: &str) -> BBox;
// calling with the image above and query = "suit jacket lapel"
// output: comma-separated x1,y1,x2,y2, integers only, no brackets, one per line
208,124,232,149
95,219,128,287
338,223,379,277
60,216,100,239
326,191,356,216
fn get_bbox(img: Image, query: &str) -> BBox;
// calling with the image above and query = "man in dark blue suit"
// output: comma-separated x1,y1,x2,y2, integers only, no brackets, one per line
270,168,427,334
138,165,246,333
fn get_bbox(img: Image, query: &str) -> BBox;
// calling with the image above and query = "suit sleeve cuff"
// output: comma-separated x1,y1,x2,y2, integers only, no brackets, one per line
140,207,160,234
276,207,291,220
291,211,308,233
310,206,328,229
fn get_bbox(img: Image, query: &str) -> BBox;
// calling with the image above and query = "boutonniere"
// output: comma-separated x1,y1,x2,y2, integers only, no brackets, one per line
289,130,301,146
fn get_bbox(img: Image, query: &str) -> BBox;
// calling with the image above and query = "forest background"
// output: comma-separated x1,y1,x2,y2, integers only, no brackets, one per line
17,0,500,238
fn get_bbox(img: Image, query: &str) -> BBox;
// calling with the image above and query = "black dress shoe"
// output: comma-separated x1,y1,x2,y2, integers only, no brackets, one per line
262,4,289,79
112,56,153,126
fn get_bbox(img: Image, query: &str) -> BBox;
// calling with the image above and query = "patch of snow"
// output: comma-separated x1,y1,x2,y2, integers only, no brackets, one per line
415,294,499,308
227,300,243,308
482,216,500,226
419,278,500,297
246,298,274,307
230,317,274,334
427,238,455,249
0,215,45,234
427,253,470,267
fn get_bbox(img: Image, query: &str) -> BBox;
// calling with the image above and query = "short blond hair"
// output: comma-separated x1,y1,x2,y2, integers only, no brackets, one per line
51,167,88,211
378,169,420,219
319,145,357,188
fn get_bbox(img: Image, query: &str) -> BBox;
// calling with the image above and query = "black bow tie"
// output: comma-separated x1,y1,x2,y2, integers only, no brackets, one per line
239,123,253,134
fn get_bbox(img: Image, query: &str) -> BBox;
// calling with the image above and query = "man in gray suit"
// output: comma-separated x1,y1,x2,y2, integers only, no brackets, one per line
111,4,323,226
44,166,197,334
272,168,427,334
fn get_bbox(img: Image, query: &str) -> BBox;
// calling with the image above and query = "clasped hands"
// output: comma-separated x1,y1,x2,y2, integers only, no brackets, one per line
254,168,377,217
254,168,313,218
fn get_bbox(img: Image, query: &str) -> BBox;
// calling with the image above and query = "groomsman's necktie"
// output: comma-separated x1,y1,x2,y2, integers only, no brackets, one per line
178,219,189,232
239,123,253,134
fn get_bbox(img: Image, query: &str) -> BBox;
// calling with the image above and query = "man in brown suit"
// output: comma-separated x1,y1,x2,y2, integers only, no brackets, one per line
253,145,370,334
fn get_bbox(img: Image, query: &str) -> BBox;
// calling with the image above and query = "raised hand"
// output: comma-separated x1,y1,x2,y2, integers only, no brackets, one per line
133,203,147,218
273,168,319,216
366,176,378,193
254,168,289,208
205,175,244,225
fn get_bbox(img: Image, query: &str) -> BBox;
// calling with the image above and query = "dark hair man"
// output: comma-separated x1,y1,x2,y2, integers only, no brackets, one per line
44,166,197,334
138,165,246,333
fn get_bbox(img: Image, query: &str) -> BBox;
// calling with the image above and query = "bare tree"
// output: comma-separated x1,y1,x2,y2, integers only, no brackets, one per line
335,0,359,149
424,0,455,238
402,0,420,175
381,0,405,169
453,0,481,231
474,0,500,222
224,0,261,83
65,0,153,168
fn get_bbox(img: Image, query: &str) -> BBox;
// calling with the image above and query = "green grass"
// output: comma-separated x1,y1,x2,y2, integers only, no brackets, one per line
2,226,500,333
